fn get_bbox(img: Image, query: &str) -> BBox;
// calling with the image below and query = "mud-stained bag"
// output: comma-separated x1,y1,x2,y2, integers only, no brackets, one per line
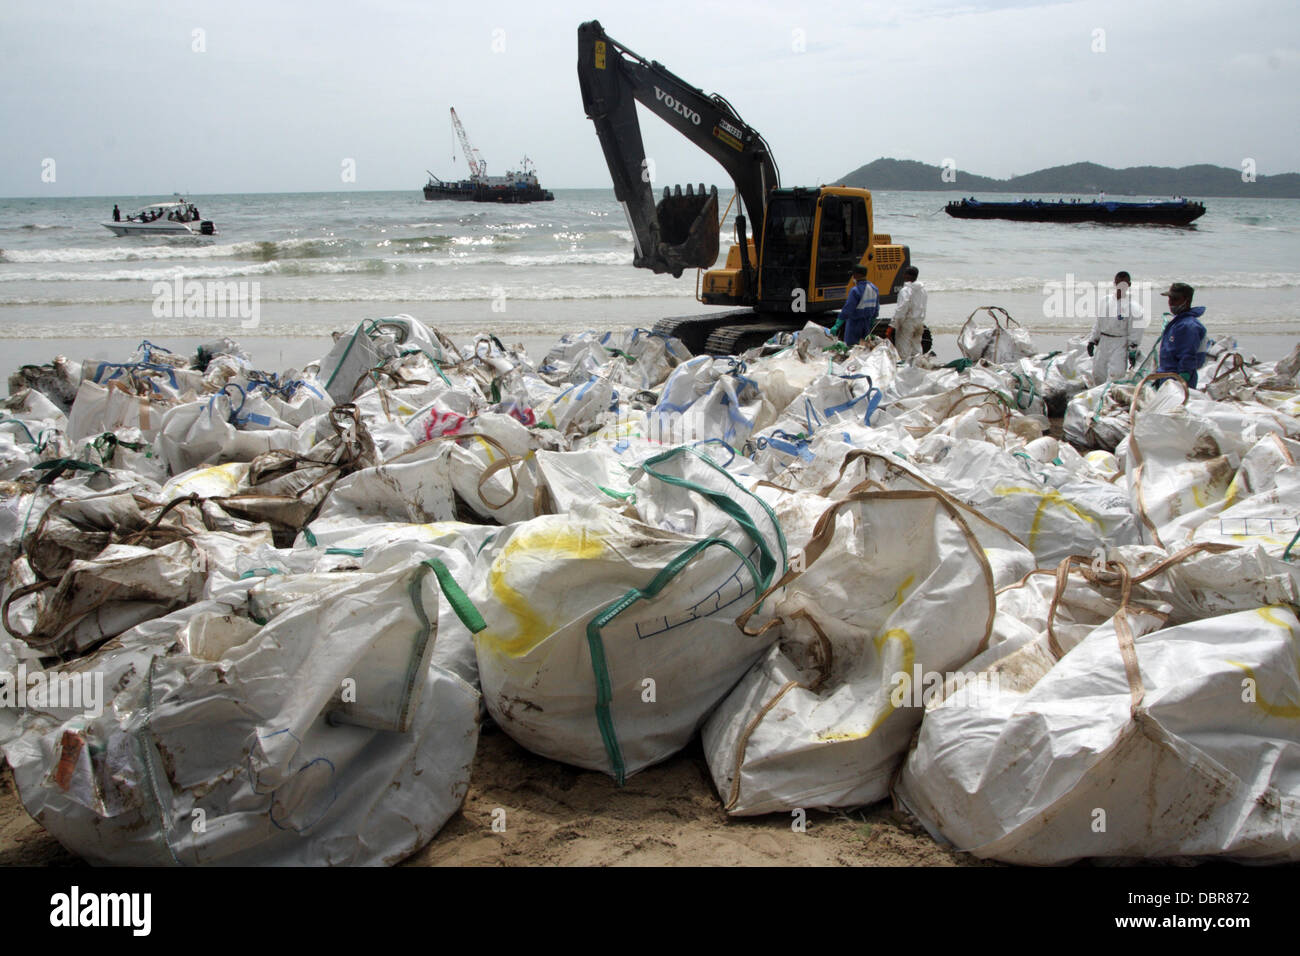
898,604,1300,864
702,490,1009,815
473,450,785,782
1,555,484,865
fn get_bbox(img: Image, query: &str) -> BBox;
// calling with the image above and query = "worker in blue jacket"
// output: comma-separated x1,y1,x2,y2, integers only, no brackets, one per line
829,264,879,347
1156,282,1208,387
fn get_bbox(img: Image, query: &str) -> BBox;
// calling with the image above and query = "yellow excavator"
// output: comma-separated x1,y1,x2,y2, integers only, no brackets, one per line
578,20,921,355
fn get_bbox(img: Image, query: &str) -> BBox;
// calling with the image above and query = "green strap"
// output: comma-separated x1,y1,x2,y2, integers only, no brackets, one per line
238,567,284,580
32,459,106,485
585,537,761,785
420,558,486,634
1283,527,1300,563
1011,372,1037,411
322,322,366,392
302,527,318,547
1091,381,1115,425
17,491,41,554
640,445,787,588
0,418,38,445
91,432,146,465
430,358,453,388
324,547,365,557
597,485,636,502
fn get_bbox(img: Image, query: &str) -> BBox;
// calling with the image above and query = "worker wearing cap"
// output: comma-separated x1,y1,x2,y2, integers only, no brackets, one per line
890,266,928,361
1156,281,1207,388
1086,271,1145,382
830,264,879,347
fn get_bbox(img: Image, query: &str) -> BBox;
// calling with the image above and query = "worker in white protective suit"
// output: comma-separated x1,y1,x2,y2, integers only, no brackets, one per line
889,266,927,361
1086,271,1145,382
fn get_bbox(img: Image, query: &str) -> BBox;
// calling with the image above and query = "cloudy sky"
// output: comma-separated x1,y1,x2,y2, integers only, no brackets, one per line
2,0,1297,196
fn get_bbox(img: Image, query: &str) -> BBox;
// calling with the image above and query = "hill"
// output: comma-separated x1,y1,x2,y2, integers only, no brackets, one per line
838,158,1300,198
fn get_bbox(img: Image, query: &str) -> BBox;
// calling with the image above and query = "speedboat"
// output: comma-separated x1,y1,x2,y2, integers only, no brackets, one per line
102,198,216,236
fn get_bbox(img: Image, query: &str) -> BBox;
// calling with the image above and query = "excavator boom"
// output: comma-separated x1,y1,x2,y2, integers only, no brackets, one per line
577,20,778,280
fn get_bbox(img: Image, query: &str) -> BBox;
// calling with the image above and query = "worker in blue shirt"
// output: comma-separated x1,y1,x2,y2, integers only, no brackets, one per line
829,264,879,347
1156,281,1208,388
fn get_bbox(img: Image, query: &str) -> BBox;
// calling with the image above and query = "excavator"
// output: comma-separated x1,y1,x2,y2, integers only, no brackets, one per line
577,20,924,355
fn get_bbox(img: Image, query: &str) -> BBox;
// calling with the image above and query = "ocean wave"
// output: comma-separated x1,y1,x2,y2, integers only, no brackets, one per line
927,272,1300,292
0,262,290,282
0,230,639,265
0,250,636,282
0,283,695,310
0,237,349,264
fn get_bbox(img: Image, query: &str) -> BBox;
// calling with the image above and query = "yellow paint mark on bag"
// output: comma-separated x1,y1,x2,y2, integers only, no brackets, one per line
893,574,915,608
1257,606,1296,633
816,628,915,741
994,484,1100,552
1227,660,1300,718
1225,608,1300,718
480,525,606,657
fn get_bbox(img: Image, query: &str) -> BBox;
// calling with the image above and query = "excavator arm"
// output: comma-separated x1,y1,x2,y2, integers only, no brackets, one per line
577,19,779,281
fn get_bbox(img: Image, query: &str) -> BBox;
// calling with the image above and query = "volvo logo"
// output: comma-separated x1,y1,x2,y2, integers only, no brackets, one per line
654,86,701,125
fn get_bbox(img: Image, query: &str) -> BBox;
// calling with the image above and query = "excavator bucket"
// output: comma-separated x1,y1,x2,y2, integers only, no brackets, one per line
654,184,719,277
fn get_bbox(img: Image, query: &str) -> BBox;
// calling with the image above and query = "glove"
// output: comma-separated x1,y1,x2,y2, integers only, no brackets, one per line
1128,349,1140,366
1086,341,1096,357
829,320,843,336
1177,371,1192,384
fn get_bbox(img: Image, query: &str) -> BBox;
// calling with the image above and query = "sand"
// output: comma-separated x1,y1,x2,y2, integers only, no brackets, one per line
0,723,988,867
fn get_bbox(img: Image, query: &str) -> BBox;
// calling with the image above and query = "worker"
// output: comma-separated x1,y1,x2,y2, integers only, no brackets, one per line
1086,271,1145,382
1156,281,1208,388
890,266,927,361
829,264,879,347
112,204,121,222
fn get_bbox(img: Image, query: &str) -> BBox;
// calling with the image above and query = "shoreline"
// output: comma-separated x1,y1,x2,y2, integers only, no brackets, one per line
1,293,1296,371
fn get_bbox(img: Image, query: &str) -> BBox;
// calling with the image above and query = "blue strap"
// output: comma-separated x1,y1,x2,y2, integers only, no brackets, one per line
690,437,736,467
209,383,272,428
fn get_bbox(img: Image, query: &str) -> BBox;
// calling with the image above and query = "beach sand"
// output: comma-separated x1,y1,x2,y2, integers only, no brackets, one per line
0,722,986,867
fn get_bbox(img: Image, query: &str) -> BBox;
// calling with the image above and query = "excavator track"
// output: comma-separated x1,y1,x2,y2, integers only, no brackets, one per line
652,309,759,356
704,320,817,356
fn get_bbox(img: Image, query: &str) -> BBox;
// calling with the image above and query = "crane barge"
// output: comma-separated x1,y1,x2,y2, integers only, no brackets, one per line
423,107,554,203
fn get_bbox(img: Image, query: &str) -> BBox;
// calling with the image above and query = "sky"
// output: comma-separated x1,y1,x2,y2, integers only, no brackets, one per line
1,0,1298,197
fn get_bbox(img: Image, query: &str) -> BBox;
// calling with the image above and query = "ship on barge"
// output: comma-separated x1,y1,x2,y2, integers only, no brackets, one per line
422,107,554,204
422,164,554,203
944,196,1205,226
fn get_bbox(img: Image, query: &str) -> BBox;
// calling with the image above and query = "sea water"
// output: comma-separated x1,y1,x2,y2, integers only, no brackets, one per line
1,188,1296,365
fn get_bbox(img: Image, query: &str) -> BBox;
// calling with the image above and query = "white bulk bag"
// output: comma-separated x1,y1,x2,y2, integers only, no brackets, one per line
898,604,1300,863
474,450,785,782
1,555,484,865
702,490,1003,815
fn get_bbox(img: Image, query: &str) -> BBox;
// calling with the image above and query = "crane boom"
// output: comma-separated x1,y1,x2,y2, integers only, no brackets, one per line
450,107,486,181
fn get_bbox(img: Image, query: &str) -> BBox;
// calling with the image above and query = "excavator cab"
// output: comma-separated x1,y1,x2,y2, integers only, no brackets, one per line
704,186,907,313
755,189,818,309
